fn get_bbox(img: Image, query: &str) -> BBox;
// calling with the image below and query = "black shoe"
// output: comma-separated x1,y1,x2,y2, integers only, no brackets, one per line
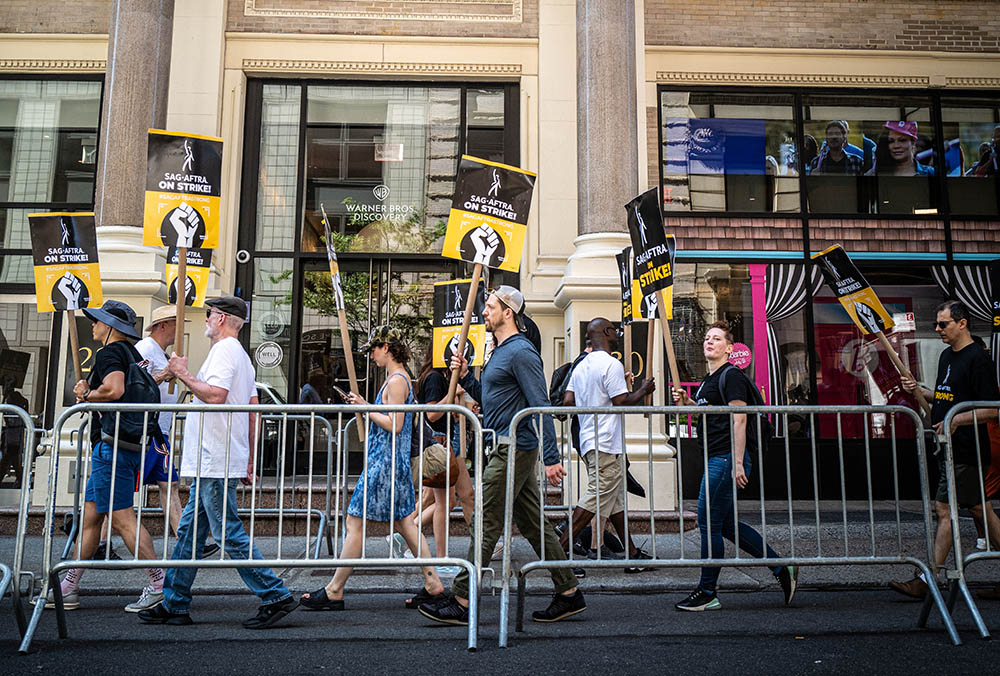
418,596,469,626
572,567,586,579
572,542,591,558
243,596,298,629
777,566,798,605
137,603,193,625
405,586,447,610
674,588,721,612
624,548,655,574
92,542,122,561
587,545,622,560
532,590,586,622
200,542,221,559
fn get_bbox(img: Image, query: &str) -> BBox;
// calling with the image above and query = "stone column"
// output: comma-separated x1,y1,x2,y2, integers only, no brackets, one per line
94,0,174,230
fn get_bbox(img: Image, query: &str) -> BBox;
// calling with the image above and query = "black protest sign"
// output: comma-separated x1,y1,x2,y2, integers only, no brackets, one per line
442,155,535,272
28,212,102,312
626,187,675,297
432,278,486,368
143,129,223,249
165,246,213,307
812,244,895,335
616,247,633,326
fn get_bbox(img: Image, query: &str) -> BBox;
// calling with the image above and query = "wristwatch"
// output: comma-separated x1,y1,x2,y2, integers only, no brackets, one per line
83,389,91,402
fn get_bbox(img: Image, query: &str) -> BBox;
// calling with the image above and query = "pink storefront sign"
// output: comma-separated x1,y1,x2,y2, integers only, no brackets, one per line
729,342,753,369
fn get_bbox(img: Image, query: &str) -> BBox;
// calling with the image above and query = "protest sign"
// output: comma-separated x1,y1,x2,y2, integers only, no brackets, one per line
433,279,486,369
166,247,212,307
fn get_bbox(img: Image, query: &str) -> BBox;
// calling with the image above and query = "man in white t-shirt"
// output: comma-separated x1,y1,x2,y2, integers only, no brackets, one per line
560,317,655,571
138,296,297,629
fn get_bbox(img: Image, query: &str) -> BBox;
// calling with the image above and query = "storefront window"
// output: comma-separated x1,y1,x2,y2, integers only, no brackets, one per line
255,84,301,252
249,258,294,400
941,99,999,216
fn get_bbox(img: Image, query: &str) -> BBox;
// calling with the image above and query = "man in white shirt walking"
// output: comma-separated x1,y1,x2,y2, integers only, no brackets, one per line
138,296,297,629
560,318,655,571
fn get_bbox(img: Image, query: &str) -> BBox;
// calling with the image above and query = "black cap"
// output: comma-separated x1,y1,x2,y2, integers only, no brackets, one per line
205,296,248,320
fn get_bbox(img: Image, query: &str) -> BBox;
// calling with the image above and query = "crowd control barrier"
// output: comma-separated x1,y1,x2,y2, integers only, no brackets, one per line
498,404,960,647
4,404,36,637
16,402,484,653
940,400,1000,640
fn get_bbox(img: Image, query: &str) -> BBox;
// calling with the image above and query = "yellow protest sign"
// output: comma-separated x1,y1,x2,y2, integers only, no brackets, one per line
165,246,212,307
812,244,895,335
28,212,102,312
432,279,487,368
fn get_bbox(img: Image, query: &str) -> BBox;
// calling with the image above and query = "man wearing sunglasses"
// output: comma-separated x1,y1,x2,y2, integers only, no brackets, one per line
890,300,1000,599
139,296,298,629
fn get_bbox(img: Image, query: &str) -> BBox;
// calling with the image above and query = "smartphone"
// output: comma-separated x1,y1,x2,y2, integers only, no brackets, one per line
331,385,351,403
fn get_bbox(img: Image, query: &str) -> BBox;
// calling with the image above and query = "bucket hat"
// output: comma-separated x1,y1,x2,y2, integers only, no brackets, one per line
83,300,140,339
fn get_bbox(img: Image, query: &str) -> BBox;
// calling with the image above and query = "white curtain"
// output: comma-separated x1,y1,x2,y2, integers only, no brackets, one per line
931,263,999,386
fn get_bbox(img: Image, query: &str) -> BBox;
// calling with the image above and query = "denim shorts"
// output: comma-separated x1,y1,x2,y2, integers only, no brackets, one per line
84,440,141,513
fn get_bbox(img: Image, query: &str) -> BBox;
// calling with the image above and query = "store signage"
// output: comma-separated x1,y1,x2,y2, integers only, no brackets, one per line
442,155,535,272
892,312,916,333
165,246,212,307
255,341,283,369
729,342,752,369
28,212,102,312
812,244,894,335
432,278,487,368
626,187,676,298
143,129,223,249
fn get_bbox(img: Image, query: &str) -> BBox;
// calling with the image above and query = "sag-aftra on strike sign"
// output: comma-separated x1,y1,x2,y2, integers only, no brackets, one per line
626,187,676,299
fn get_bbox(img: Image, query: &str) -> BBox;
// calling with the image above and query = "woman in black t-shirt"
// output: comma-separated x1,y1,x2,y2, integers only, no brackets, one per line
671,321,797,612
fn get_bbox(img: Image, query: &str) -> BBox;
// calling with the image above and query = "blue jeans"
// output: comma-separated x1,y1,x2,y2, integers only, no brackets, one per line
163,478,291,612
697,453,783,592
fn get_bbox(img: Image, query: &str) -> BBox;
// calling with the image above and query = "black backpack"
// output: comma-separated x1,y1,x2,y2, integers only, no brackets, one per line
549,351,589,409
98,341,164,452
719,363,774,451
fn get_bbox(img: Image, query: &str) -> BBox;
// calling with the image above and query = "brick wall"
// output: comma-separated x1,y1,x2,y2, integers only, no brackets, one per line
229,0,538,39
645,0,1000,53
0,0,110,33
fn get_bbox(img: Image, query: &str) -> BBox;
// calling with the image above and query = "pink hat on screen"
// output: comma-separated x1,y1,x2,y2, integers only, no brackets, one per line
883,120,918,140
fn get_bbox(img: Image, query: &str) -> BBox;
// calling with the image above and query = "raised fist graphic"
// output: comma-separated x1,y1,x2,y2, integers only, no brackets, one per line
169,201,202,248
469,224,500,266
56,272,84,310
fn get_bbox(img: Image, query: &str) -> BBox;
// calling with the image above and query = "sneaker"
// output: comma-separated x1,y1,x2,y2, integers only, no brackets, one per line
435,565,463,576
44,588,80,610
977,538,987,551
675,588,721,611
386,533,410,559
777,566,798,605
978,584,1000,600
572,567,586,579
138,603,193,625
587,545,622,560
572,542,591,558
624,548,656,574
532,589,586,622
243,596,298,629
418,596,469,626
125,586,164,613
92,542,122,561
888,576,928,600
200,542,221,558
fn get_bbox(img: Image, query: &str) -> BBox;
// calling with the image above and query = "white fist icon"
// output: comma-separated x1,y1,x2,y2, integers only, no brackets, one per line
469,224,500,266
56,272,83,310
169,202,201,248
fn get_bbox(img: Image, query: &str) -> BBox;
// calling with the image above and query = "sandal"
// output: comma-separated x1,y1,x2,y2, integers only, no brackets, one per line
405,586,447,610
300,587,345,611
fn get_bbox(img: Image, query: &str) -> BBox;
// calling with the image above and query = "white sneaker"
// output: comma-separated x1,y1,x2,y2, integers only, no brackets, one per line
45,588,80,610
977,538,987,551
386,533,411,559
125,586,164,613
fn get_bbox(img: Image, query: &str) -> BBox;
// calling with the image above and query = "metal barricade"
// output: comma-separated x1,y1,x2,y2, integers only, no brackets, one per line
941,400,1000,640
17,402,484,653
498,404,958,647
4,404,37,638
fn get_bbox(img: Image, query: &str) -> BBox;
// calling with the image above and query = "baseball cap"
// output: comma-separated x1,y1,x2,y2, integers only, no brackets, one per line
205,296,248,321
883,120,918,141
492,285,527,332
145,305,190,332
359,324,402,352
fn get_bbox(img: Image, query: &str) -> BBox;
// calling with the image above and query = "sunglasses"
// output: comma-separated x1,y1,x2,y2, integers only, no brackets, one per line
931,320,954,330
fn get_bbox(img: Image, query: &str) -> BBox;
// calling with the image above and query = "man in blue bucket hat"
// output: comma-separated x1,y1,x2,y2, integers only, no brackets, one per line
47,300,166,613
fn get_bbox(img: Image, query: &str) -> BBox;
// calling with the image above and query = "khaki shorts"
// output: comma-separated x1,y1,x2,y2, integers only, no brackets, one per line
577,450,625,516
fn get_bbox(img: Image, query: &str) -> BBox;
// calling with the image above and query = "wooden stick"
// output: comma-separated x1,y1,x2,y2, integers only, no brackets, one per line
644,315,655,408
876,330,931,418
446,263,483,405
623,322,633,389
655,288,682,404
168,246,187,395
334,302,364,443
66,309,83,384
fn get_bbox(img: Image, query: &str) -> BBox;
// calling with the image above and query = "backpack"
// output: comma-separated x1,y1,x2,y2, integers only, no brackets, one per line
98,341,164,453
719,363,774,451
549,351,589,409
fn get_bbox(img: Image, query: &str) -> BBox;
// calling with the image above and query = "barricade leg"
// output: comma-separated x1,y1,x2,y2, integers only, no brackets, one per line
515,571,526,633
18,595,46,654
50,571,68,639
956,577,991,640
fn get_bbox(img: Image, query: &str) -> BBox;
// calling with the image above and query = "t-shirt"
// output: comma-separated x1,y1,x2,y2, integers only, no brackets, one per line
930,342,998,466
135,336,179,440
181,337,257,478
418,369,449,435
87,340,143,446
693,363,756,457
566,350,629,456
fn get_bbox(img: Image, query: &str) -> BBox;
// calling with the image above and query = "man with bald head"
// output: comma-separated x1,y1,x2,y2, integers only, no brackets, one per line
560,318,655,571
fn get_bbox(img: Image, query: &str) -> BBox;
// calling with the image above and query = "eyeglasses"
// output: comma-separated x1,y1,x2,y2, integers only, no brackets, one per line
931,319,954,330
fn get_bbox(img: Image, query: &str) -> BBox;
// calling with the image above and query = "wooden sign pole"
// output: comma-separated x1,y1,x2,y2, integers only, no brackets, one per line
168,247,187,395
333,284,364,443
643,315,656,408
655,288,682,404
446,262,483,405
67,309,83,384
623,322,633,389
875,330,931,418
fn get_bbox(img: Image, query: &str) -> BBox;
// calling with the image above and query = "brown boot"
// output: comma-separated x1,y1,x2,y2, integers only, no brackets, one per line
889,576,928,599
977,584,1000,600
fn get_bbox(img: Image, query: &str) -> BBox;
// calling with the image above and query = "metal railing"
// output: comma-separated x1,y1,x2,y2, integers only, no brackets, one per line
4,404,36,638
16,402,484,653
940,400,1000,640
498,404,959,647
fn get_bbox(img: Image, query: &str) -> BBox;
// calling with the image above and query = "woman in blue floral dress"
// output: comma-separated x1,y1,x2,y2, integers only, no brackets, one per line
301,326,444,610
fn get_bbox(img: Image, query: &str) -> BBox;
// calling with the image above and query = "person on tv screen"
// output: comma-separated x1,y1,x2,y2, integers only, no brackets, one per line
868,121,935,177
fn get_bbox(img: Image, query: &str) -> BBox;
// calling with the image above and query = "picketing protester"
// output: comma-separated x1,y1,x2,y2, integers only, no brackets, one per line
890,300,1000,600
301,325,446,612
138,296,297,629
672,320,798,611
47,300,165,613
559,317,656,573
419,285,586,626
